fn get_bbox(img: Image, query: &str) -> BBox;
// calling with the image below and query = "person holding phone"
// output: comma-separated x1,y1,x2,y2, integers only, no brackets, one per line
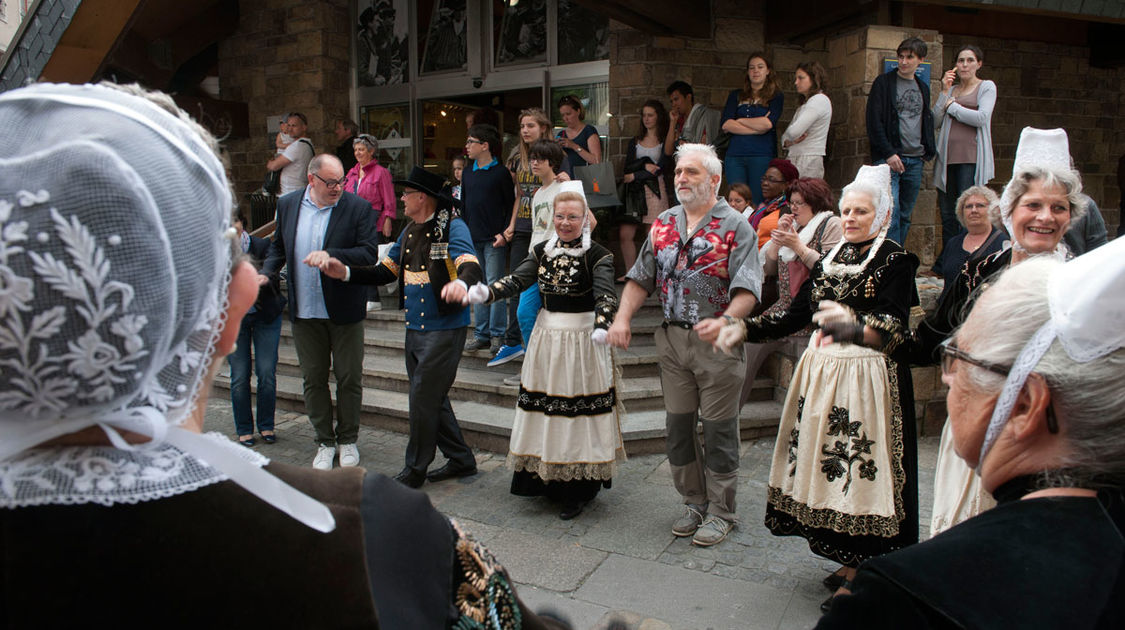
933,44,996,254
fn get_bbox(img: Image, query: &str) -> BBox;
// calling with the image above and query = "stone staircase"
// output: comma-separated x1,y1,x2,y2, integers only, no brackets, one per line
212,292,785,455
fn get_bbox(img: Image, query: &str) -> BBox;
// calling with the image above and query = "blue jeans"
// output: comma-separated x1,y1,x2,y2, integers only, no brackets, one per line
473,240,507,341
516,284,540,346
227,310,282,436
938,163,976,248
725,155,774,206
879,156,924,246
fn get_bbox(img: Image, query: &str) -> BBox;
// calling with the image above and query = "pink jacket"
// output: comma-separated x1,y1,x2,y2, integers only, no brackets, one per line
344,160,396,231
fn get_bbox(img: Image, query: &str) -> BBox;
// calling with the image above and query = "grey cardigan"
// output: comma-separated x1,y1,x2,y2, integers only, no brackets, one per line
932,79,996,192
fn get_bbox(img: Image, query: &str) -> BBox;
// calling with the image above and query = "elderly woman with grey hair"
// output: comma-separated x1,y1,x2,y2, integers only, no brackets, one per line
819,240,1125,628
715,163,921,611
905,127,1087,536
344,132,396,243
0,82,567,630
929,185,1005,299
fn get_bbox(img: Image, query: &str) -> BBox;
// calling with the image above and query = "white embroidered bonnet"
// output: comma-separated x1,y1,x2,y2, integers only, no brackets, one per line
0,83,333,531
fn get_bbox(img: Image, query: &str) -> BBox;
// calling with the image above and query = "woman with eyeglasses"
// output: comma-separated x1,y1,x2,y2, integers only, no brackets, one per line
343,133,396,311
713,164,921,613
928,185,1005,301
904,128,1086,538
746,158,800,250
818,240,1125,628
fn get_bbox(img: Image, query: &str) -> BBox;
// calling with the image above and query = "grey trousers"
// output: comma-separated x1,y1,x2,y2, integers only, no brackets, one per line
292,318,365,446
655,326,745,522
403,327,475,474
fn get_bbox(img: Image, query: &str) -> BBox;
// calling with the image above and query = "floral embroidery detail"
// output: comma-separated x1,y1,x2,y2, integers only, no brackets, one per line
819,405,878,493
788,396,805,477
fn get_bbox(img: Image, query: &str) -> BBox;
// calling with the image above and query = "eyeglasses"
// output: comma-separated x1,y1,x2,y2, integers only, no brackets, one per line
939,338,1009,377
761,177,786,184
529,157,545,164
789,198,809,208
401,190,426,199
313,173,346,188
465,138,485,145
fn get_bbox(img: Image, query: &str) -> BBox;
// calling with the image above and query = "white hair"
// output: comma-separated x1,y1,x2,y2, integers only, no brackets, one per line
956,257,1125,488
675,143,723,181
995,165,1086,226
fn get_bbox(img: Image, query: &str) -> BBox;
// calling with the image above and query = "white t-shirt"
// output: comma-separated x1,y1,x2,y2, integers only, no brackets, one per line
280,138,314,195
530,179,562,247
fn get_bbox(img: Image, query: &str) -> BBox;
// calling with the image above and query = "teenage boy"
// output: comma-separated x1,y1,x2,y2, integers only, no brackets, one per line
866,37,935,247
460,124,515,352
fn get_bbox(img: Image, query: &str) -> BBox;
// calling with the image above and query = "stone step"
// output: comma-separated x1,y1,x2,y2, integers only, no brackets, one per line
267,346,777,410
211,373,785,455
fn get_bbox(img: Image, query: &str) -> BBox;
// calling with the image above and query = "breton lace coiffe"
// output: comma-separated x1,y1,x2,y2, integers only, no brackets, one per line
0,83,333,532
977,237,1125,465
996,127,1078,258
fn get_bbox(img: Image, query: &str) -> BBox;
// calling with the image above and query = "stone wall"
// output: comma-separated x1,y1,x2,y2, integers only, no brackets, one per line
940,33,1125,236
218,0,352,221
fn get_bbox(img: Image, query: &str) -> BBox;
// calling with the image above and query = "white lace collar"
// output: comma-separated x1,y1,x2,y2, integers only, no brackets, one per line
820,227,889,277
0,432,266,508
543,230,591,259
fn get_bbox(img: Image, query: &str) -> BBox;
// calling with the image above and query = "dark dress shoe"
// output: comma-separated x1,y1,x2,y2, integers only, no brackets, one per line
259,432,276,444
823,571,847,592
393,468,425,489
559,501,586,520
238,437,256,447
426,462,478,482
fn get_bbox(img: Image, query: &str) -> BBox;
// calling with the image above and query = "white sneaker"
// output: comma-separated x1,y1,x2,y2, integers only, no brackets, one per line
503,374,521,387
312,444,336,470
366,301,382,312
339,443,360,467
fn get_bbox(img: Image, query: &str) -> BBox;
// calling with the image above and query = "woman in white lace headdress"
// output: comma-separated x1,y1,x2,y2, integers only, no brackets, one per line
714,164,921,612
464,187,624,521
0,82,567,630
902,127,1086,537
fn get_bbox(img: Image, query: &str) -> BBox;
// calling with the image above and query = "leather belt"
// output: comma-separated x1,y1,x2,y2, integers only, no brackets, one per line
662,321,694,330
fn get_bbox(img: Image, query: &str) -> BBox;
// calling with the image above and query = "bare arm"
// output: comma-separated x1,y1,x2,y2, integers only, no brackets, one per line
266,154,292,172
606,280,649,349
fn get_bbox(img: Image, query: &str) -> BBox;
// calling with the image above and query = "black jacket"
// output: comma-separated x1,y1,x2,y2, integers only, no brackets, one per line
866,69,935,163
247,234,286,321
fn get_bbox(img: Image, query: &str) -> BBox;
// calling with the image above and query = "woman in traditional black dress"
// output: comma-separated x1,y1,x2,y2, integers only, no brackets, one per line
467,189,624,520
715,164,920,611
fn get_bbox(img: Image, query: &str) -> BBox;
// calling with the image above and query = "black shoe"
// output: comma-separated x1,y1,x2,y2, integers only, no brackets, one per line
820,580,852,614
238,437,256,448
823,571,846,592
259,432,276,444
393,468,426,489
426,462,478,482
559,501,586,520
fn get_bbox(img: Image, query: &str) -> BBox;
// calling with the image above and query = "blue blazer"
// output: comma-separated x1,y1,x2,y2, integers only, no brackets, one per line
261,189,379,325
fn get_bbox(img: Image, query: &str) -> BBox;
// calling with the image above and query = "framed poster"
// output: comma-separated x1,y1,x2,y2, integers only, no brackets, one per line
356,0,410,86
420,0,468,74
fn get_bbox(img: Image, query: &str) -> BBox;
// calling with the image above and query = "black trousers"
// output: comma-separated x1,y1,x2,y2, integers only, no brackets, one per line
403,327,475,474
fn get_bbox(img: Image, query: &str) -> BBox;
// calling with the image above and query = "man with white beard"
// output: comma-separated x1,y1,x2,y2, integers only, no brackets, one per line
608,143,762,546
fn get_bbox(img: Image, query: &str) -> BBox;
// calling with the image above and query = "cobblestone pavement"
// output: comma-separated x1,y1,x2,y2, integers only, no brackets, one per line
204,395,940,630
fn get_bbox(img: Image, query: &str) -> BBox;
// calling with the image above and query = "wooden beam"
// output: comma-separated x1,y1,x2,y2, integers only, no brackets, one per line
39,0,144,83
572,0,711,38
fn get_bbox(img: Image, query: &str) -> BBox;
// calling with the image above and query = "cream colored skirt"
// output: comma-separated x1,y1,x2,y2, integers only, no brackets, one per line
507,310,626,482
768,340,906,538
929,420,996,536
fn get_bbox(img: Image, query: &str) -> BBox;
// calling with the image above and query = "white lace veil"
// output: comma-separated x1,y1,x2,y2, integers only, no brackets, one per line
978,237,1125,465
0,83,333,532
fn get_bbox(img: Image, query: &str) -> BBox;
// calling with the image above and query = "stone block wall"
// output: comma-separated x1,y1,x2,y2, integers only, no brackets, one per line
824,25,944,265
218,0,352,219
940,33,1125,235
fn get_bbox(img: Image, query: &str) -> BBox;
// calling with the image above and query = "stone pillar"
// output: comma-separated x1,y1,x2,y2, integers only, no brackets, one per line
825,24,942,266
218,0,352,221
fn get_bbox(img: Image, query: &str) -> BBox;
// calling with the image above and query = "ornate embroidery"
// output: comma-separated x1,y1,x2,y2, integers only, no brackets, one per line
818,405,877,493
517,387,615,418
451,520,523,630
788,396,805,477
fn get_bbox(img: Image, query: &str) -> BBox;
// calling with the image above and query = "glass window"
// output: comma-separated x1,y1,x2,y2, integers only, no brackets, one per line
557,0,609,65
550,81,608,134
360,103,413,186
420,0,468,74
494,0,547,67
355,0,410,86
